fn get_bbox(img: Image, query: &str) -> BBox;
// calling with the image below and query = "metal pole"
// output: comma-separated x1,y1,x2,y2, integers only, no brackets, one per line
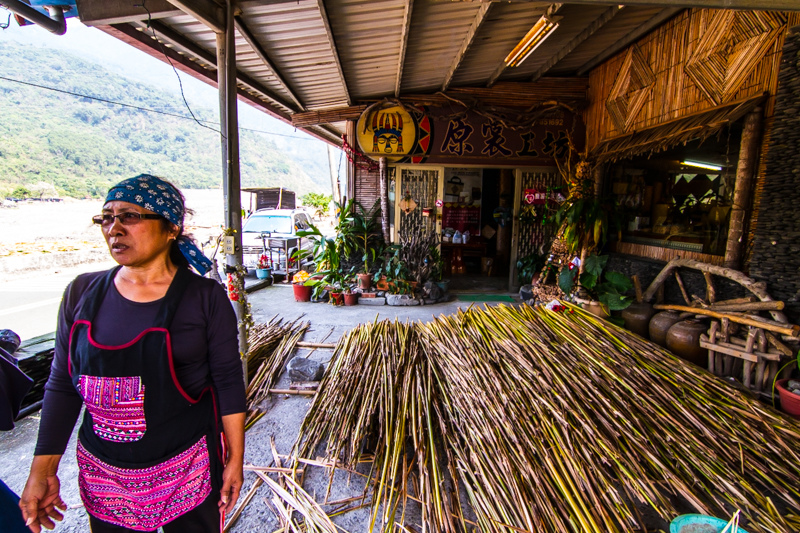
216,0,248,382
0,1,65,35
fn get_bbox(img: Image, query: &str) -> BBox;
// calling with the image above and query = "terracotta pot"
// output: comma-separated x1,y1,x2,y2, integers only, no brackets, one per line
621,302,655,339
776,379,800,418
582,300,608,318
376,276,389,291
648,311,682,347
343,292,359,306
666,319,709,366
357,273,372,291
292,283,312,302
330,292,344,306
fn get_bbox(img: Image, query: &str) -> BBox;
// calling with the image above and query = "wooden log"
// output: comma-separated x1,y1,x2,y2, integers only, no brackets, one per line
652,304,799,337
707,321,719,374
674,271,691,305
703,271,716,304
296,342,336,349
765,332,794,356
641,258,788,323
632,275,643,303
379,156,390,244
269,389,317,396
705,301,785,312
724,107,763,270
713,296,757,305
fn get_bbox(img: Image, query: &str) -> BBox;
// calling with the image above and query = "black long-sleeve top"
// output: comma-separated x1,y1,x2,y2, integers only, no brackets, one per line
35,269,245,455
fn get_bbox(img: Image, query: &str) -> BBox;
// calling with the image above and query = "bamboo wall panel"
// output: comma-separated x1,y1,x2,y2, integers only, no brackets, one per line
610,241,725,266
354,165,380,208
586,10,800,151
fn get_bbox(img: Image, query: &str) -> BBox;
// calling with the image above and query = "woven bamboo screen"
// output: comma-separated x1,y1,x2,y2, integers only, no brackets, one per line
585,9,800,152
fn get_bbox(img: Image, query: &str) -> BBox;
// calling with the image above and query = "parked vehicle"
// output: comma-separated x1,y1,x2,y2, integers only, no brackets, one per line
241,208,313,274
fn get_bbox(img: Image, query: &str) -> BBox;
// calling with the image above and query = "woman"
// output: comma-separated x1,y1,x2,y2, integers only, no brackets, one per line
20,175,245,532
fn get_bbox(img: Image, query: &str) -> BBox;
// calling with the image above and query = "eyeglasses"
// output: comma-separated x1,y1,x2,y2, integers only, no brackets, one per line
92,212,163,226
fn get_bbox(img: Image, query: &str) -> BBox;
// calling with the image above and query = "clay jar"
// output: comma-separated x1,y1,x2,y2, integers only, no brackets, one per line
621,302,654,339
648,311,682,347
666,319,709,366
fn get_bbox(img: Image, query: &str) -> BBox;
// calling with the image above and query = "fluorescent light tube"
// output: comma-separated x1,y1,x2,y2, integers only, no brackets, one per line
504,15,560,68
682,160,722,171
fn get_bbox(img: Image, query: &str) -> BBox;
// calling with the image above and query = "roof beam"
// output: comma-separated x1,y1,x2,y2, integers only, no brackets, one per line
76,0,182,26
316,0,352,106
165,0,225,33
136,21,299,112
530,5,620,82
558,0,800,10
395,0,414,98
234,15,305,111
576,7,682,76
442,2,492,92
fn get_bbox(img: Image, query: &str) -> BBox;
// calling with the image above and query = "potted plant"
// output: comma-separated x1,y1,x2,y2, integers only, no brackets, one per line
255,254,272,280
558,254,632,318
352,200,382,291
291,270,314,302
342,274,360,306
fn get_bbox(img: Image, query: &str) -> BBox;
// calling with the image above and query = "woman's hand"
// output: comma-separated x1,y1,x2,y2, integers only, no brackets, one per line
20,455,67,532
219,412,245,514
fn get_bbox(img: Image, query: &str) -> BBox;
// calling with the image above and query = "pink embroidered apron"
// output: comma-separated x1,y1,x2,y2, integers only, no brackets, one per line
68,267,222,531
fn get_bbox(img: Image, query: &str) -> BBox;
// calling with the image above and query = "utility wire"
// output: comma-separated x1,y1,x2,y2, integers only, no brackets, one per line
135,0,220,136
0,74,318,140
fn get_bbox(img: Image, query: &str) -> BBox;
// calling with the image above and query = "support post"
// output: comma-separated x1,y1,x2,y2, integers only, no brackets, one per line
379,157,390,244
216,0,248,383
724,106,763,270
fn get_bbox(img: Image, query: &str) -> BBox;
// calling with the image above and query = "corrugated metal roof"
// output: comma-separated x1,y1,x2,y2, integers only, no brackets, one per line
83,1,721,142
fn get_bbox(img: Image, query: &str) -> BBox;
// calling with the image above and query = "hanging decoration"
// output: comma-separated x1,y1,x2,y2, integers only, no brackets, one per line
341,134,379,172
398,190,418,214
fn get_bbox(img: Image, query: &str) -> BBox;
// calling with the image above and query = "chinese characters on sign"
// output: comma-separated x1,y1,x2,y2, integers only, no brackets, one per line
434,109,582,165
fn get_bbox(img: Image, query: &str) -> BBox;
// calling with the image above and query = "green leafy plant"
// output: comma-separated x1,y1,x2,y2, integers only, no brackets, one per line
516,252,546,285
352,200,383,274
300,192,333,218
554,197,614,256
558,254,633,311
375,244,412,287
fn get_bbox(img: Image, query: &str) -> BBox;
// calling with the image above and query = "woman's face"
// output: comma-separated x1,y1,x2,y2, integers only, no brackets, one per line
101,201,179,268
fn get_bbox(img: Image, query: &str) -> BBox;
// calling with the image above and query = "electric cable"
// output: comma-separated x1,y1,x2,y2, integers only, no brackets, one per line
0,74,318,140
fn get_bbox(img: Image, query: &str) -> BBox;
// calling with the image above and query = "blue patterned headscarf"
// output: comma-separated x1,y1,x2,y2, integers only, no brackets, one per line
105,174,213,275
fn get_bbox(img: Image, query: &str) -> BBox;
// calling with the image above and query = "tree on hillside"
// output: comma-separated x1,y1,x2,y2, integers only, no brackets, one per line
301,192,333,218
30,181,58,199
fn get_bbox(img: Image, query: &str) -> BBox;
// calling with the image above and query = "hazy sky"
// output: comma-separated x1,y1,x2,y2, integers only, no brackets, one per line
0,13,342,168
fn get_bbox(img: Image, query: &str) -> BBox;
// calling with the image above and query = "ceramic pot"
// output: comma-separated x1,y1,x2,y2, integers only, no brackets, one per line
357,273,372,291
776,379,800,418
582,300,608,318
330,292,344,306
648,311,682,347
293,283,312,302
343,292,359,306
621,302,655,338
255,268,271,279
666,319,709,366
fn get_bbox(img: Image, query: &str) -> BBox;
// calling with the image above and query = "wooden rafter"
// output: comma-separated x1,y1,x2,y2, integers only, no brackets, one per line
441,1,493,92
164,0,224,33
234,16,305,112
530,5,620,83
77,0,182,26
395,0,414,98
140,21,298,113
316,0,351,106
560,0,800,10
577,7,682,76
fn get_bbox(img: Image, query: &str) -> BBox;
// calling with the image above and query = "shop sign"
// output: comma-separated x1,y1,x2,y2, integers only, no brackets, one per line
356,105,432,163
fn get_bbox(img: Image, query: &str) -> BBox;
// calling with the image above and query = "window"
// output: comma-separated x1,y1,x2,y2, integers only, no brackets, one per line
243,215,292,234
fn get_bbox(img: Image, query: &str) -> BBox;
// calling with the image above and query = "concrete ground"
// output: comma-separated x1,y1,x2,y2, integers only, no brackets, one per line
0,281,520,532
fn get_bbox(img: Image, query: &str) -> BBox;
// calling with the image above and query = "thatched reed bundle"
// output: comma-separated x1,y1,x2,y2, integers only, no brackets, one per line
295,304,800,533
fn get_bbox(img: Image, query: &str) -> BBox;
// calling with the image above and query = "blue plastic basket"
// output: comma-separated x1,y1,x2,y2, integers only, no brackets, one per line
670,514,750,533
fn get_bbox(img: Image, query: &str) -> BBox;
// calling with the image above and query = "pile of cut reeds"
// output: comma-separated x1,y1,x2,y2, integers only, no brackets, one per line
295,304,800,533
244,316,309,429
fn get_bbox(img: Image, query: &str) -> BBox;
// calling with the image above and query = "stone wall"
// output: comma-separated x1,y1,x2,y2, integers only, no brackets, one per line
750,25,800,324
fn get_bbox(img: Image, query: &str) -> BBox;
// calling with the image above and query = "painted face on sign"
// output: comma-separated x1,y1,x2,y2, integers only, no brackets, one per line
372,111,404,154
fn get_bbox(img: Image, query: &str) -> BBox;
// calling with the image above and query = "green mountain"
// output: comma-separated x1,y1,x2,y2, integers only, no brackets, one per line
0,40,331,198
